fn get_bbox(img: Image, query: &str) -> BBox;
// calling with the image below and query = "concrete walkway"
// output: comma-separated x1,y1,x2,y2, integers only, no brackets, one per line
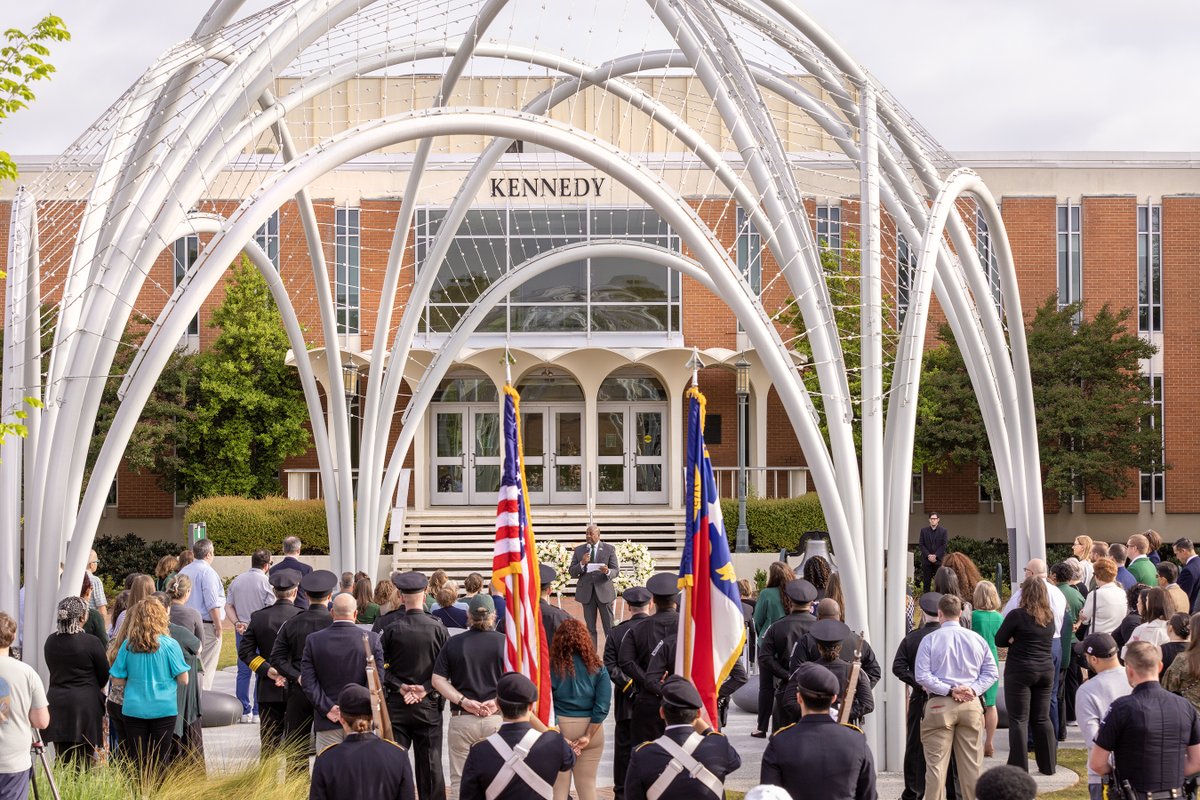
204,666,1081,796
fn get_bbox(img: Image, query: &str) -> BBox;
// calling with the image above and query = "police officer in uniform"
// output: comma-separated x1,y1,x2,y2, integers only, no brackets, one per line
791,599,882,688
757,578,818,731
624,676,741,800
618,573,681,745
459,672,575,800
892,592,955,800
381,571,449,800
431,595,507,795
238,568,303,750
309,684,416,800
1090,640,1200,797
499,564,571,650
778,618,873,729
604,586,652,800
645,612,748,729
760,663,875,800
269,569,336,753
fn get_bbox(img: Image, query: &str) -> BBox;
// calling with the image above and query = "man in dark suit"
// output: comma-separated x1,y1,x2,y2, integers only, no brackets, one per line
605,586,652,800
271,535,314,610
459,673,575,800
624,676,741,800
269,569,336,755
301,591,387,753
1174,538,1200,612
918,513,949,593
238,569,303,750
568,523,620,647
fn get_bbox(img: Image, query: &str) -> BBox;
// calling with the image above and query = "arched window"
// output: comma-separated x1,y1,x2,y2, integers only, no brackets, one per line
597,369,667,402
517,368,584,402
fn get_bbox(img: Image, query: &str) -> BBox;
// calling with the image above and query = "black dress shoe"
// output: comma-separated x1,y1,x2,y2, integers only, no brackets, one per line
751,730,767,739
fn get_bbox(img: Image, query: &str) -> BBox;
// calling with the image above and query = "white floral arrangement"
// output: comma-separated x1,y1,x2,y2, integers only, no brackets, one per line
535,539,572,595
614,540,657,592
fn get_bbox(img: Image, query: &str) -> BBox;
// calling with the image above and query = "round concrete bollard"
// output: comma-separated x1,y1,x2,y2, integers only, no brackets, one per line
732,673,760,714
201,690,243,728
995,673,1008,729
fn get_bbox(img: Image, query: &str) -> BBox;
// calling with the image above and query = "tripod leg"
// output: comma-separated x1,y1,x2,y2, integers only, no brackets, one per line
38,748,61,800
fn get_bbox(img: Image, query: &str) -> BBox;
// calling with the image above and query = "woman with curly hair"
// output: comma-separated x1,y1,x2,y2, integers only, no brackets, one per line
43,596,109,769
942,552,983,605
373,578,399,616
108,599,190,775
802,555,832,595
549,618,610,800
752,561,794,738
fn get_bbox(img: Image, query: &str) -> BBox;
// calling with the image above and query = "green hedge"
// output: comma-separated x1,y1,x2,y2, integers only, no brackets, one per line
93,533,180,596
184,496,331,555
719,495,827,553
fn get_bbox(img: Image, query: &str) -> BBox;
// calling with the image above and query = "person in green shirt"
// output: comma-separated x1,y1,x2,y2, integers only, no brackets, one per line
1126,534,1159,587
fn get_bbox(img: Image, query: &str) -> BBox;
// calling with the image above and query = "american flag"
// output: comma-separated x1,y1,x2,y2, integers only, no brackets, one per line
676,386,746,728
491,385,551,722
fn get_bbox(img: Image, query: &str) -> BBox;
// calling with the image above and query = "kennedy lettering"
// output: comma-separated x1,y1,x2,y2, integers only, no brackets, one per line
489,175,606,198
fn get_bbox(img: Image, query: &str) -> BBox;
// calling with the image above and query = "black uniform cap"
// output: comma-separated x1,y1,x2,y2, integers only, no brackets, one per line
660,676,703,710
269,569,301,590
784,578,818,604
793,662,840,697
622,586,652,606
392,571,428,593
810,618,851,643
918,592,943,617
338,684,372,717
647,573,679,598
539,564,557,587
497,672,538,705
301,569,338,596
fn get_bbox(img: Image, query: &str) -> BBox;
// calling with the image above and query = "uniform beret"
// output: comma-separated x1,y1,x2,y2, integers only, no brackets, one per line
300,569,338,596
810,618,851,644
784,578,818,604
497,672,538,705
647,573,679,598
338,684,372,717
793,662,840,697
391,571,428,593
622,586,652,606
918,592,943,617
539,564,557,587
660,675,703,710
269,569,301,590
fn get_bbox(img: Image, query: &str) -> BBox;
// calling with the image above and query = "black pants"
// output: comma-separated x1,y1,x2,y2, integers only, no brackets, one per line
613,718,633,800
258,701,287,751
756,671,776,733
51,741,93,770
106,699,126,757
282,685,315,754
630,696,665,745
1005,666,1057,774
122,715,176,776
388,700,445,800
921,559,941,593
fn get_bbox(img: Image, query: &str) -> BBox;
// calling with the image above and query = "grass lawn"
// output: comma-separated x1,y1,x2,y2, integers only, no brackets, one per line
218,627,238,670
1041,748,1088,800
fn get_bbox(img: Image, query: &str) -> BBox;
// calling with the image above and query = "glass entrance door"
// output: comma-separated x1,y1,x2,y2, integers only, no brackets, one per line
522,406,586,505
431,405,502,505
596,406,628,504
632,408,666,503
596,403,667,504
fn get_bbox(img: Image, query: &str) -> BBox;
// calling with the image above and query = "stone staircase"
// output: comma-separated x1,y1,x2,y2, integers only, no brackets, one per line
392,506,686,585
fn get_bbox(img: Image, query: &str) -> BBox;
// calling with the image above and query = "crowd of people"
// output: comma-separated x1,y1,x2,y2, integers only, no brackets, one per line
6,522,1200,800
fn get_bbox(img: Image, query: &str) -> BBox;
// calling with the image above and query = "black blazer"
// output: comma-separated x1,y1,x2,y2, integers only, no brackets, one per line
300,620,386,731
1179,556,1200,613
919,526,949,562
270,557,313,609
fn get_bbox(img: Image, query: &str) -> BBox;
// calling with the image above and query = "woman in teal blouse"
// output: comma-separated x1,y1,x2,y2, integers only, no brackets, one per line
109,598,190,777
549,619,611,800
971,580,1005,758
752,561,795,737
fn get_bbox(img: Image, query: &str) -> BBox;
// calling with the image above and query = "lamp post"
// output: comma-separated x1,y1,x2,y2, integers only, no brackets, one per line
735,354,750,553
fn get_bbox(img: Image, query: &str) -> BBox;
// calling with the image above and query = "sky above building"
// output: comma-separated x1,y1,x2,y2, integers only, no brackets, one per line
4,1,1198,156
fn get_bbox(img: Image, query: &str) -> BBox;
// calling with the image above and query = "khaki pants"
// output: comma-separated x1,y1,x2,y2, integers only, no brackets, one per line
920,696,984,800
314,727,345,755
553,717,604,800
199,622,221,691
448,712,502,794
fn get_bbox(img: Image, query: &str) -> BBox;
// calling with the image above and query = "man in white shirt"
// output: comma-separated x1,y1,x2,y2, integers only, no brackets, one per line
1074,632,1132,800
0,611,49,800
1004,558,1068,739
179,538,227,690
225,549,276,722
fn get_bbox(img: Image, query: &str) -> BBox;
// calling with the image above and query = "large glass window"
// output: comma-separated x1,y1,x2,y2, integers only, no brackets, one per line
1141,373,1164,504
1138,204,1162,334
255,210,280,270
335,207,360,334
1057,203,1082,316
896,233,915,328
976,208,1002,313
172,235,201,336
416,207,682,336
816,202,841,264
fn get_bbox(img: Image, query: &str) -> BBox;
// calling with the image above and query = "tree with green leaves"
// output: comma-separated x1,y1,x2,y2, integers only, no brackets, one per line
915,297,1163,503
178,257,311,500
1,14,70,181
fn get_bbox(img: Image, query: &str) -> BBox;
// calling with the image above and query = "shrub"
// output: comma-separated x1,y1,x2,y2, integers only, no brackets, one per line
719,494,827,553
184,496,330,555
94,533,180,591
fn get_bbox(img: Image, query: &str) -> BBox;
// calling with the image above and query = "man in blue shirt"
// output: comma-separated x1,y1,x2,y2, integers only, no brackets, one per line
178,538,227,690
1108,543,1137,591
915,594,998,800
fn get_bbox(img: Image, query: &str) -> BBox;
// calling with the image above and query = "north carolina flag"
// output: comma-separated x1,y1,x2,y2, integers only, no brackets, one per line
491,385,551,723
675,386,746,728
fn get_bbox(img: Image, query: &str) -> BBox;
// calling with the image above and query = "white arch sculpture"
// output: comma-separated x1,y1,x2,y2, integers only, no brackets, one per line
0,0,1045,768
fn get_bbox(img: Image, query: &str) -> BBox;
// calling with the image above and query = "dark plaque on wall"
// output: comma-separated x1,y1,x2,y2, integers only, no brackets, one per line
705,414,722,444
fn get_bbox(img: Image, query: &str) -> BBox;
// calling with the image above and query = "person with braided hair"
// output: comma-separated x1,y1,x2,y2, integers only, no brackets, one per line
43,596,108,768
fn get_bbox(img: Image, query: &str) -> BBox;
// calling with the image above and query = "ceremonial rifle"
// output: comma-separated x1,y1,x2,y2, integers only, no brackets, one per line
838,632,864,725
364,634,394,741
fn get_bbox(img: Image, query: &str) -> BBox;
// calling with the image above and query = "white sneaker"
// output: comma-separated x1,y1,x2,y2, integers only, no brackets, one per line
251,713,260,724
241,713,252,724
